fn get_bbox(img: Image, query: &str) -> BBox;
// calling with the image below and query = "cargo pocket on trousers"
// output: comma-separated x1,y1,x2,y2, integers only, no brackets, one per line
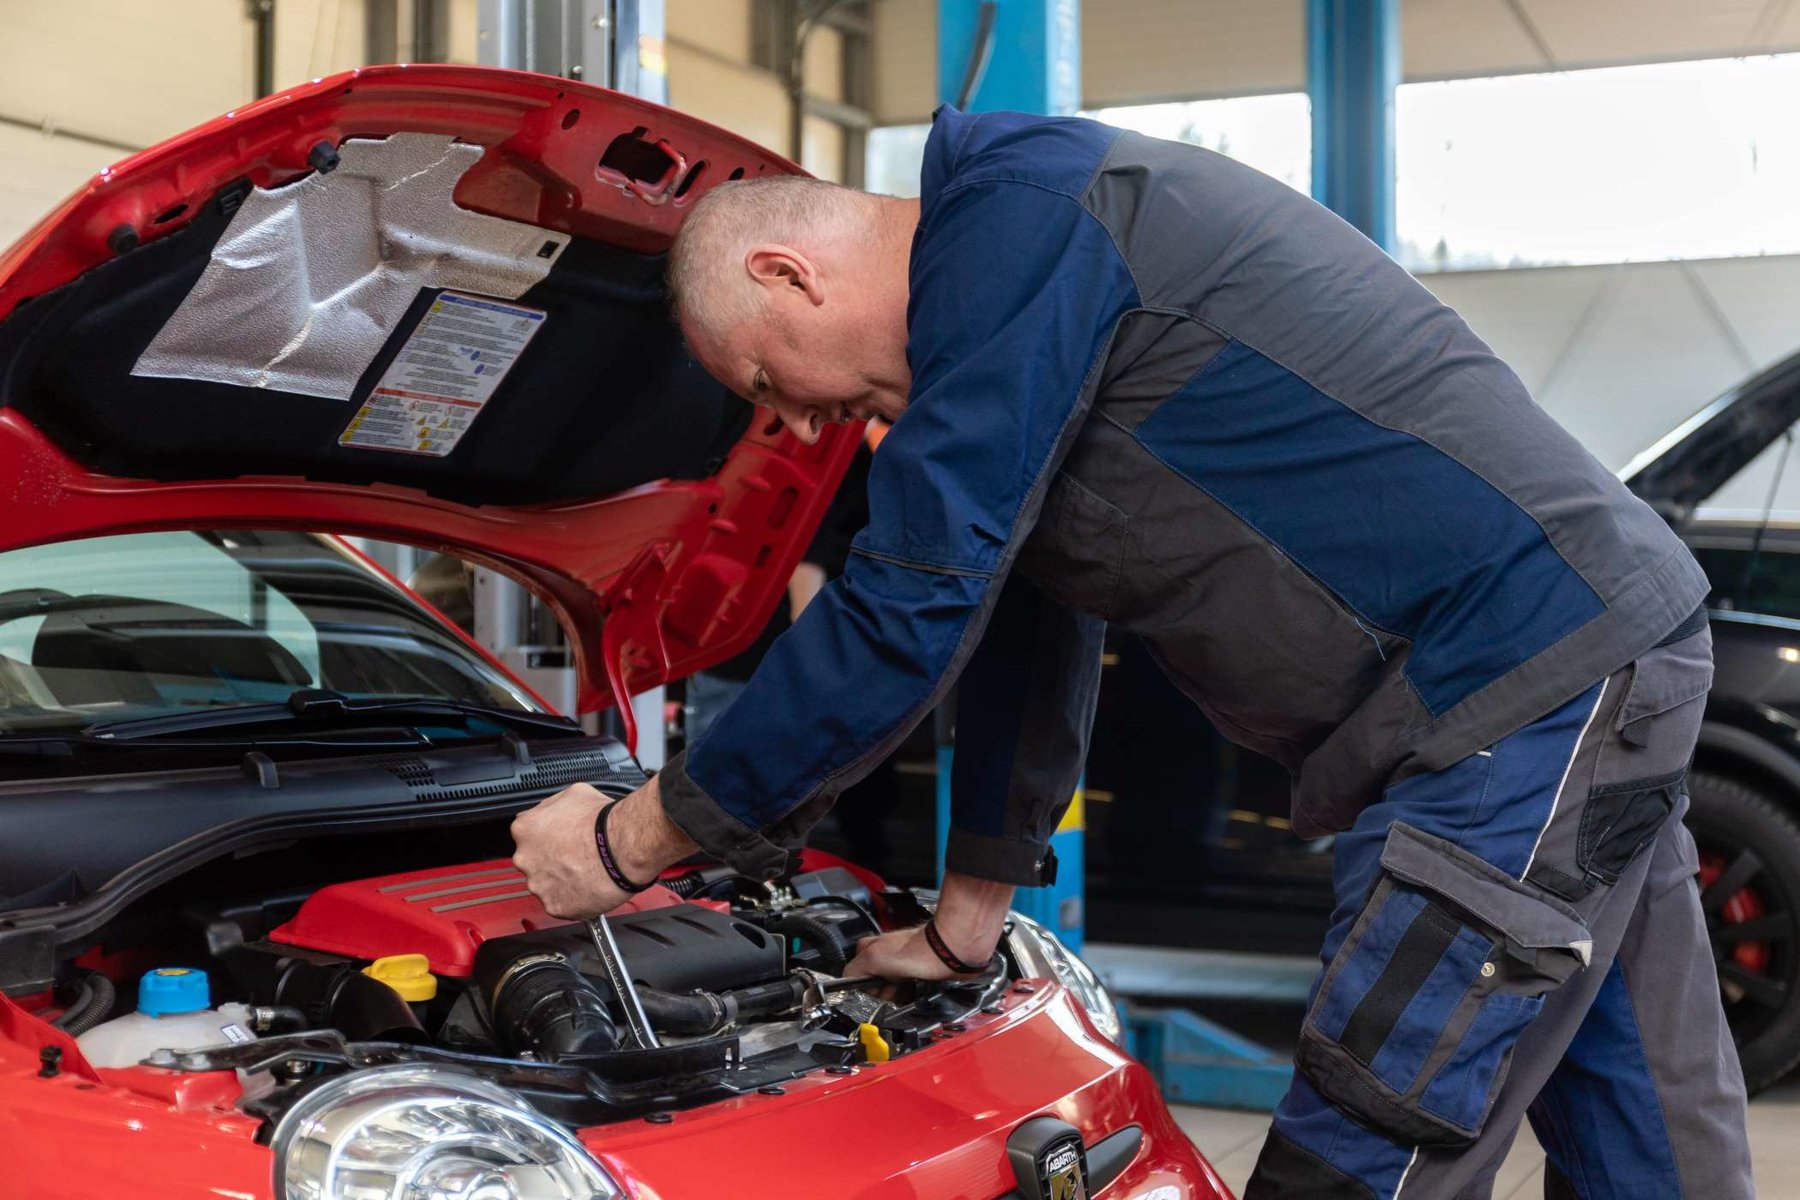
1524,632,1706,902
1577,770,1684,888
1296,822,1592,1146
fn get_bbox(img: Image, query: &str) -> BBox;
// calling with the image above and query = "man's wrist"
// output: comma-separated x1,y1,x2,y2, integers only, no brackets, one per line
931,870,1016,963
593,800,654,893
608,777,699,883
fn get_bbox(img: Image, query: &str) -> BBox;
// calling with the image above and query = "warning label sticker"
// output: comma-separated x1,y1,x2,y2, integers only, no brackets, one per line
340,291,546,457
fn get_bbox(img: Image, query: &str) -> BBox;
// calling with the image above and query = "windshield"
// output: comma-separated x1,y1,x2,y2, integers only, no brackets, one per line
0,530,535,736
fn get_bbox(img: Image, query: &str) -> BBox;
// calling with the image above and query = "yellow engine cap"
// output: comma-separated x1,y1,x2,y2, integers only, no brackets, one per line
857,1022,891,1064
363,953,438,1002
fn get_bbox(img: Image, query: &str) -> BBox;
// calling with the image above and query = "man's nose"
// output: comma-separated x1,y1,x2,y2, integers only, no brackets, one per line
779,407,823,445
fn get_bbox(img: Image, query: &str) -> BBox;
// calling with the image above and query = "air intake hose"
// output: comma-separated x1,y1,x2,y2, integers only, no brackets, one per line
272,961,426,1043
478,950,618,1060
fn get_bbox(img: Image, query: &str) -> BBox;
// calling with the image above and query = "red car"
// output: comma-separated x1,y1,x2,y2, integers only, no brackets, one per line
0,66,1230,1200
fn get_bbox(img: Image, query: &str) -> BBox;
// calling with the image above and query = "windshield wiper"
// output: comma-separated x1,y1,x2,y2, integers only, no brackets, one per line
82,689,582,743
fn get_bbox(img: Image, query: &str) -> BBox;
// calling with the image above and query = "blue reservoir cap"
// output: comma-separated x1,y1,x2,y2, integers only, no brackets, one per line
138,967,209,1017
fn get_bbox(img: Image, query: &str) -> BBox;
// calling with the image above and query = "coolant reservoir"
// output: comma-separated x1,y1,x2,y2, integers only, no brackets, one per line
76,968,255,1069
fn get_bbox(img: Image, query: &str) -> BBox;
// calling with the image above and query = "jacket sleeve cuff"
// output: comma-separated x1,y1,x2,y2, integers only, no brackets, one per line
944,828,1057,887
657,750,792,880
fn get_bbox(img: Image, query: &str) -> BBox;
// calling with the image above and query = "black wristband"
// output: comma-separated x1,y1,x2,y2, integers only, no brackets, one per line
593,800,654,894
922,917,991,975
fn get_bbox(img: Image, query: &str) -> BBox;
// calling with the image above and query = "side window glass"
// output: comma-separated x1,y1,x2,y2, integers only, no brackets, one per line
1692,545,1800,623
1691,547,1746,611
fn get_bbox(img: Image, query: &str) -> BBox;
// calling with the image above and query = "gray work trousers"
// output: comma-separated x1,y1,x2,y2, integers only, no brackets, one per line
1246,626,1753,1198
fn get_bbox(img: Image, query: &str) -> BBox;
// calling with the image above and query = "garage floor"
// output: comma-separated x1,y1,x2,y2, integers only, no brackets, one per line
1171,1082,1800,1196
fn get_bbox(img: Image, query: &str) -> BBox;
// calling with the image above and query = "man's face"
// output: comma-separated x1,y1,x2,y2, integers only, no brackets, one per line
685,245,911,445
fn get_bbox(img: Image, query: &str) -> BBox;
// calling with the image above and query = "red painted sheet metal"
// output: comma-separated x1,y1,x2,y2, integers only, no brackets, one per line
266,857,683,975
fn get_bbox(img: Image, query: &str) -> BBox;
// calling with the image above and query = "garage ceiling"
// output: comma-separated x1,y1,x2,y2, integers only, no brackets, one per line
875,0,1800,122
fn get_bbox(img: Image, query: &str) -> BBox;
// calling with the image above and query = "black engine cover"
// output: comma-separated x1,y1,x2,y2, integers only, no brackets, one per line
479,904,785,997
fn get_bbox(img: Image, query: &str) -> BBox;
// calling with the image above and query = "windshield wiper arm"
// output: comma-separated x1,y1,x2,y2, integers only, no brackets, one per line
84,689,581,742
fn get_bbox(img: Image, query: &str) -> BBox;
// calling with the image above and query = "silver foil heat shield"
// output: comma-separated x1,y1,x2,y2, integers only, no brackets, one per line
132,133,567,401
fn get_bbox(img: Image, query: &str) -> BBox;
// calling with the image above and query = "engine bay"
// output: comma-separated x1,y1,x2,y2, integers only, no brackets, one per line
30,848,1014,1128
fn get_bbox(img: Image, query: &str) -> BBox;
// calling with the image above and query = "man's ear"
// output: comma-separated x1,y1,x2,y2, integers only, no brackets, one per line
745,244,824,307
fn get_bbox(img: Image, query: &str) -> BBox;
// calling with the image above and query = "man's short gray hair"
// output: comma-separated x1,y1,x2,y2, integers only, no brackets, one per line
667,176,864,342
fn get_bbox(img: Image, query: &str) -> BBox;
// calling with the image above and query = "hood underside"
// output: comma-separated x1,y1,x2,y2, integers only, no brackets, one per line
1623,347,1800,525
0,65,862,719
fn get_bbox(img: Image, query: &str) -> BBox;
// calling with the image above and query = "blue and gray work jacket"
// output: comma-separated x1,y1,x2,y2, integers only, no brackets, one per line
657,107,1709,887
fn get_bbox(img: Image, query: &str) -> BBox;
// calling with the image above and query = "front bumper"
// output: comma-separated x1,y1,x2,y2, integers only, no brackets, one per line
581,983,1235,1199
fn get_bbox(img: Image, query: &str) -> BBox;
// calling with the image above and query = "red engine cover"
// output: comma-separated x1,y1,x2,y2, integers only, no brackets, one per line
268,860,683,977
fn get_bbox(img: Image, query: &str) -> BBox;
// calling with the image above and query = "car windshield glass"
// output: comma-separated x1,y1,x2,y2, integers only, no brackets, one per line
0,530,535,736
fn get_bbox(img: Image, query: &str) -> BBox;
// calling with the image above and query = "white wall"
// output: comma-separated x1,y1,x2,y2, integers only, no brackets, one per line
0,0,255,247
1425,255,1800,511
0,123,117,249
0,0,483,252
0,0,848,253
0,0,254,149
665,0,845,179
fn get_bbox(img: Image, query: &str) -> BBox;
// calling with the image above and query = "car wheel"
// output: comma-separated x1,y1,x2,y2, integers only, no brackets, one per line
1685,770,1800,1094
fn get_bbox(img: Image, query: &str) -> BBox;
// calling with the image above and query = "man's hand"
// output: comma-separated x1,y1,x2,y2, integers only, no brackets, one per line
844,925,957,981
511,776,697,919
844,870,1016,981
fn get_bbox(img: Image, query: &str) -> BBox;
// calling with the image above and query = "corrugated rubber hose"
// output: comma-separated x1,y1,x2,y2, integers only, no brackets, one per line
52,971,116,1035
770,912,854,975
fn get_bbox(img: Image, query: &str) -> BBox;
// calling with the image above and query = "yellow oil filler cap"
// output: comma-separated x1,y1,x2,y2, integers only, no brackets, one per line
857,1022,891,1063
363,954,438,1003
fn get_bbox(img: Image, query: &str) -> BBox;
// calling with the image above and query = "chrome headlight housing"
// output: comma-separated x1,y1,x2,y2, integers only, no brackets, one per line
272,1064,622,1200
1006,913,1123,1044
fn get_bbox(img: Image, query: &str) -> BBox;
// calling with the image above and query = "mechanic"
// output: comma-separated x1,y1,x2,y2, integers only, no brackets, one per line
512,107,1753,1198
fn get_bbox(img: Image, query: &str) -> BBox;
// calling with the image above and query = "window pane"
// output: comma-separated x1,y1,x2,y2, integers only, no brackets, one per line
1086,94,1311,194
867,124,932,198
1399,55,1800,272
1690,545,1800,622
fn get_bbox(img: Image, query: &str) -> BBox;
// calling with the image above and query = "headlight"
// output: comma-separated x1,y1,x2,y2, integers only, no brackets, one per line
1006,913,1123,1044
272,1064,622,1200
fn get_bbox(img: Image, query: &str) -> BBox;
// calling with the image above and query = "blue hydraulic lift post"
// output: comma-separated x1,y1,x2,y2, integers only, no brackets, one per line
1307,0,1400,253
933,0,1085,951
936,0,1080,116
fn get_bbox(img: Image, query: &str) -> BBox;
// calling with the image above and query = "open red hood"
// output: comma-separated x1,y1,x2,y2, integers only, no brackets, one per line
0,65,860,724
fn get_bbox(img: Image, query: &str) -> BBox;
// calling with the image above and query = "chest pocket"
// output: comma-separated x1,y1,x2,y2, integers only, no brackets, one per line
1016,471,1128,621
